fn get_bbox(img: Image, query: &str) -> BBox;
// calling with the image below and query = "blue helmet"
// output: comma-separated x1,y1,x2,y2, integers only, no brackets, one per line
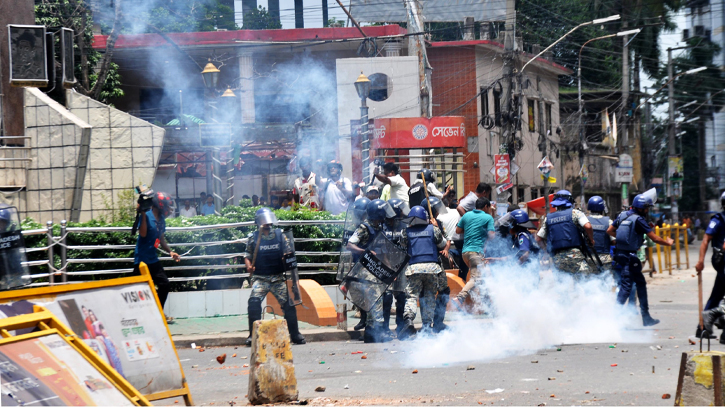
551,190,573,208
387,198,409,218
510,209,529,225
632,194,654,210
353,197,371,220
421,197,444,217
255,207,278,226
587,196,606,213
0,206,11,222
408,205,429,226
366,199,396,221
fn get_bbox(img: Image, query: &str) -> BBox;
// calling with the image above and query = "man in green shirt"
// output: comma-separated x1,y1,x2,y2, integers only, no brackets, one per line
453,198,496,305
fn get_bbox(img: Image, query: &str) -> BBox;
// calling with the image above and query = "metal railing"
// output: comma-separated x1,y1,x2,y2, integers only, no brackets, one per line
21,219,345,287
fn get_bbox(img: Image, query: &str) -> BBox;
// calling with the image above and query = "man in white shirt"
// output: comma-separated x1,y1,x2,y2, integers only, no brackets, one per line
293,157,320,209
321,160,353,215
180,199,197,217
374,162,410,203
437,200,467,279
457,182,492,216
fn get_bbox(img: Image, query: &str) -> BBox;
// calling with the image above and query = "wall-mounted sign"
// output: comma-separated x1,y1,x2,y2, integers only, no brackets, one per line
8,25,48,87
615,167,633,183
371,116,466,149
494,154,510,184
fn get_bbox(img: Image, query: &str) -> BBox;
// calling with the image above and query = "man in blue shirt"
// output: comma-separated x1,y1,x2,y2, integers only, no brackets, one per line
201,195,216,216
607,193,673,326
698,192,725,340
452,198,495,306
134,192,180,312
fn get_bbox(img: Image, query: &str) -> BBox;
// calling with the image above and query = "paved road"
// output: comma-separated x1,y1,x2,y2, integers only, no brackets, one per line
172,245,713,406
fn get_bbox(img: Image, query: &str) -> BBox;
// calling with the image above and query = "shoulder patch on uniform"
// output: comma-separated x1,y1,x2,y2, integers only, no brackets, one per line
710,221,718,229
519,237,525,245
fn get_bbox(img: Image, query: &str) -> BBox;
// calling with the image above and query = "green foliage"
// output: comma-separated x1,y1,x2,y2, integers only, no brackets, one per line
21,207,344,291
238,199,253,208
327,17,345,28
139,0,239,33
34,0,124,104
242,6,282,30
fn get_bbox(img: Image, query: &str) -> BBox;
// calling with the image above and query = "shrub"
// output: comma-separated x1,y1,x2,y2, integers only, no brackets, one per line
21,206,344,291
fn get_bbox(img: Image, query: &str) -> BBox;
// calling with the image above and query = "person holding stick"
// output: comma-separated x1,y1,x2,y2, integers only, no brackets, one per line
244,208,306,346
697,192,725,340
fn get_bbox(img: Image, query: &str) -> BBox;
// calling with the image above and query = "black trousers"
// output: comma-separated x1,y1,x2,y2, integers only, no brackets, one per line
134,263,170,309
452,240,468,281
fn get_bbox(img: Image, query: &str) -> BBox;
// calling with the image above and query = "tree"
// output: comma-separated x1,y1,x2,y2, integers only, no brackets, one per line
242,6,282,30
35,0,124,103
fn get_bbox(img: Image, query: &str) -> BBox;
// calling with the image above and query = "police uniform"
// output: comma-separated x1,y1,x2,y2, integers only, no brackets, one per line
245,229,305,344
612,209,657,325
589,214,613,269
348,221,387,338
383,221,407,333
537,208,594,274
513,229,539,264
700,213,725,338
400,224,448,332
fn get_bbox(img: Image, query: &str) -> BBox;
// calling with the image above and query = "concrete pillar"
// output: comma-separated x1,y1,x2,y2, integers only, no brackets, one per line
238,52,255,124
463,17,475,40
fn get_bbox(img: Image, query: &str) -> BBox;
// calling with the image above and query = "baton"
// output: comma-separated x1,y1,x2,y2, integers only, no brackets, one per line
249,229,263,277
579,232,604,273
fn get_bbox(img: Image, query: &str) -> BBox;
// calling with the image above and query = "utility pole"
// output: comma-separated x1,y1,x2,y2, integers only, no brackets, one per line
667,47,678,221
699,115,707,210
501,0,517,203
405,0,433,118
645,98,652,189
620,22,630,208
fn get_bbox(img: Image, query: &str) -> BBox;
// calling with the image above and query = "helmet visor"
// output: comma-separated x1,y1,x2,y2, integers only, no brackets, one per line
255,211,278,226
397,202,410,216
641,188,657,206
381,202,397,219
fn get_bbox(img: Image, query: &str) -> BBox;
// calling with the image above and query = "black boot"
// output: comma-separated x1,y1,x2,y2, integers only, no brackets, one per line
397,319,417,341
354,311,367,331
433,286,450,333
382,292,393,334
642,312,660,327
283,304,306,345
696,325,718,339
246,298,263,346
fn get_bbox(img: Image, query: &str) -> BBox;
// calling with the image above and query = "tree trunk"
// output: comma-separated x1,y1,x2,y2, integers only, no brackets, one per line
79,1,90,91
89,0,122,100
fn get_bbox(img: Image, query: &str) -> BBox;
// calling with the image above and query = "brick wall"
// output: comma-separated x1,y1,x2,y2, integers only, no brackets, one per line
429,46,479,196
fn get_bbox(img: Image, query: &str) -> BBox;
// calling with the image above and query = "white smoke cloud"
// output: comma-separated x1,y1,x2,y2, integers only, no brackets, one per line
402,260,652,367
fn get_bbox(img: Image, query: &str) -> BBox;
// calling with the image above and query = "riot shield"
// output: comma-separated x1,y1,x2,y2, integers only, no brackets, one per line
336,205,366,281
339,233,410,312
385,219,409,293
0,205,30,290
282,230,302,306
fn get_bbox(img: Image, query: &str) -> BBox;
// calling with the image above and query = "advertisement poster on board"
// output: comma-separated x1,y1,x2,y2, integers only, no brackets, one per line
0,283,182,395
494,154,511,184
0,334,134,406
668,156,683,181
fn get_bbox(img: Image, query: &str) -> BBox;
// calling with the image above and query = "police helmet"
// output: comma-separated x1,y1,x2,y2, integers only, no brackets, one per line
510,209,529,225
152,192,175,218
587,196,606,213
366,199,396,222
408,205,429,226
421,197,444,217
632,194,654,210
551,190,573,208
353,197,371,220
416,168,436,184
720,191,725,209
0,205,12,223
388,198,410,217
255,207,278,226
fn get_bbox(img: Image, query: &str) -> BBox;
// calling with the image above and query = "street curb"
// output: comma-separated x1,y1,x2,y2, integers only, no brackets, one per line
172,329,362,348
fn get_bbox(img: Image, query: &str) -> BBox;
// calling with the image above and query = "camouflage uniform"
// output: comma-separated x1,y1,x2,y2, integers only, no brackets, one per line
400,226,447,327
537,209,594,275
245,232,294,306
348,222,385,329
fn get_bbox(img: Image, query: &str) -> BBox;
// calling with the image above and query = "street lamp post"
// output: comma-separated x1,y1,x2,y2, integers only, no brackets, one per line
577,29,640,208
354,72,372,184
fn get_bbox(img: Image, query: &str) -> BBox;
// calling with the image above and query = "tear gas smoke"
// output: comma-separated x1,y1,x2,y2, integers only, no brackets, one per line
403,259,651,367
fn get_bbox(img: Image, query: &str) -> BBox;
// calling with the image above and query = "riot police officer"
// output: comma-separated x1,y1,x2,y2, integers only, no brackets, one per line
245,208,306,346
535,190,595,275
698,191,725,340
346,197,371,332
509,209,539,265
408,169,453,207
587,196,614,271
347,199,397,343
399,206,449,339
383,198,409,335
421,197,452,332
607,194,673,326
